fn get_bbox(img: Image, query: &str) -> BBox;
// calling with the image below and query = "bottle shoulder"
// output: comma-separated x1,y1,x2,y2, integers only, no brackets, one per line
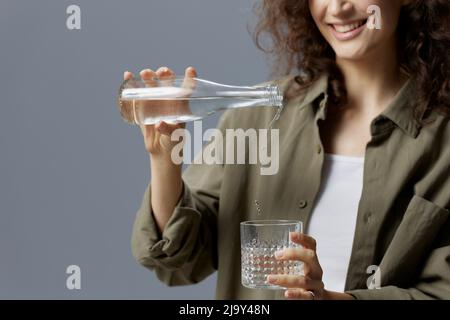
220,74,327,125
257,74,328,103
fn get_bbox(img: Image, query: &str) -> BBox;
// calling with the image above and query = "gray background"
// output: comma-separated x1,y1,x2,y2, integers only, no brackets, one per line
0,0,269,299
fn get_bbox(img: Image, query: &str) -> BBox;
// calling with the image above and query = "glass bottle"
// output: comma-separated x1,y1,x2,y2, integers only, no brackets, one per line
117,76,284,126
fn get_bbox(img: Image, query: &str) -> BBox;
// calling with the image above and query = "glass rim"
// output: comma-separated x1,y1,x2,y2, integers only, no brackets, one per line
240,220,302,227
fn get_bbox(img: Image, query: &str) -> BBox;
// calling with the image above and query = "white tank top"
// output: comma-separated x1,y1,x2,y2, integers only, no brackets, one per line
306,153,364,292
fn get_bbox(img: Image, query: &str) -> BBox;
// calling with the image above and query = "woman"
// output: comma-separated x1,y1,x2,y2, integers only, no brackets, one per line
128,0,450,299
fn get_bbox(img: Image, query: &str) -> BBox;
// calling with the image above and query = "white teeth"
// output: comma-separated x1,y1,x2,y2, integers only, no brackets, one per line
333,20,365,33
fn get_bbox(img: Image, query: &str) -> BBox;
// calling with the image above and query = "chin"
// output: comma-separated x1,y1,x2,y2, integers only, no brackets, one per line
333,47,368,60
330,41,377,61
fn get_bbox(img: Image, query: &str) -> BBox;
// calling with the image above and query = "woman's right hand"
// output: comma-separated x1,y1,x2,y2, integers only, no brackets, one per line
124,66,196,232
123,66,198,158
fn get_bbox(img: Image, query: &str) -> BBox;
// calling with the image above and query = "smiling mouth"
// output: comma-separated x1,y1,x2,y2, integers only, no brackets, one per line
331,19,368,33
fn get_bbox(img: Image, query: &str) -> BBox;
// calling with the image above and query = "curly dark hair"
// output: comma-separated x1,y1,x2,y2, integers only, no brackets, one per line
252,0,450,122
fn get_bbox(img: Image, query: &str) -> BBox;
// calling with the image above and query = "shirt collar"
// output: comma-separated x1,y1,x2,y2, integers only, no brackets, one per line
379,77,421,138
279,74,329,112
283,74,421,138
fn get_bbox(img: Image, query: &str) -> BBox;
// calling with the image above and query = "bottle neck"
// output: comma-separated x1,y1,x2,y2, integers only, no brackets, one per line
217,85,283,108
264,85,283,108
264,85,285,129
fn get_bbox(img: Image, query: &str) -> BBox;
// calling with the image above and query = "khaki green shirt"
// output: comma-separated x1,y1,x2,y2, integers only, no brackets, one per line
131,75,450,299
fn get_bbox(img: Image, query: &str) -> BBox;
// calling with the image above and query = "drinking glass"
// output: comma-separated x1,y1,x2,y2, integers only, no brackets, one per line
240,220,303,289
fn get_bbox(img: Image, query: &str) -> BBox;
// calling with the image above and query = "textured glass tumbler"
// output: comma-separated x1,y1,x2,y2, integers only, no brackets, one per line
240,220,303,290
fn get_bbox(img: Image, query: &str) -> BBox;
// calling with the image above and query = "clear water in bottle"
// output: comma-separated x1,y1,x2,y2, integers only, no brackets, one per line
117,76,284,126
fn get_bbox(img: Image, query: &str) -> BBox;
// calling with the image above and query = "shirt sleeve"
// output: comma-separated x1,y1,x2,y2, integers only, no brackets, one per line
347,122,450,300
346,231,450,300
131,179,218,285
347,208,450,299
130,111,233,286
347,219,450,300
347,148,450,300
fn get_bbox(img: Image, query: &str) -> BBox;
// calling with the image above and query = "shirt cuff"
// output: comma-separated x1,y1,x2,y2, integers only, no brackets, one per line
345,286,431,300
131,180,203,270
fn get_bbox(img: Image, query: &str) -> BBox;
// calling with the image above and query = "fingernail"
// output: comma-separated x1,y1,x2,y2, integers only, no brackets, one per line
156,121,164,129
267,275,276,283
274,250,283,258
285,291,291,298
187,66,195,74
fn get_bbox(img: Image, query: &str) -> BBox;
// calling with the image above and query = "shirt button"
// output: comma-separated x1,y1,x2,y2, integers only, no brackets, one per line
365,212,372,224
320,100,326,108
299,200,308,209
316,145,322,154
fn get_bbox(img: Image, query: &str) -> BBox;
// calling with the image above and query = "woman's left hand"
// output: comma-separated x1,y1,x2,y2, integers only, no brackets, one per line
266,232,354,300
266,232,326,300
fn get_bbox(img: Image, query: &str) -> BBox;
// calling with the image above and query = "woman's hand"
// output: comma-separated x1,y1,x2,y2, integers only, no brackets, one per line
123,66,197,157
266,232,354,300
123,66,197,232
